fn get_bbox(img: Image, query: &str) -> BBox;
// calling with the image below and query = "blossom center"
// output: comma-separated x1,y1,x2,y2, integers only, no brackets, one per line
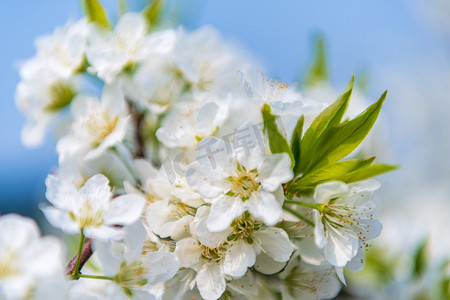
84,113,118,147
200,244,226,264
0,249,20,279
70,198,105,228
45,80,76,113
229,212,262,244
115,260,149,296
228,171,260,200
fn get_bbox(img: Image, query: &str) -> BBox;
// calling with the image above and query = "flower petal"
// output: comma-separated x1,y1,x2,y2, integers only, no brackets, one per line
104,194,145,226
174,238,202,268
254,227,293,262
223,240,256,277
207,196,245,232
258,153,293,192
314,181,349,204
245,191,282,226
196,263,226,300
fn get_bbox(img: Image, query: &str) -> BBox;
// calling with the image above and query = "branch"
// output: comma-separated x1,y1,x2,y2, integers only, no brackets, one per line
66,237,93,277
126,100,145,158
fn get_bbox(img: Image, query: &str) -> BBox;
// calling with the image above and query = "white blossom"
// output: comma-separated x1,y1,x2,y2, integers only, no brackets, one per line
313,180,382,270
42,173,145,239
186,122,293,232
94,221,179,299
0,215,65,300
86,13,157,83
57,82,130,161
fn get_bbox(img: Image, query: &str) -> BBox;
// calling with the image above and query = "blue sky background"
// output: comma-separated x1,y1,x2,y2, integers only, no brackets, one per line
1,0,449,254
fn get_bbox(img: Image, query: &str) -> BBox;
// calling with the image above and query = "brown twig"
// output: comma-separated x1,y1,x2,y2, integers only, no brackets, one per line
126,100,145,158
65,237,93,277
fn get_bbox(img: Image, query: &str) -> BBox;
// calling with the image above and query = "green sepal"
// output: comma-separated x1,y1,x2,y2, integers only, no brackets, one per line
291,115,304,175
305,34,328,85
412,238,428,279
82,0,111,29
261,104,294,168
143,0,164,29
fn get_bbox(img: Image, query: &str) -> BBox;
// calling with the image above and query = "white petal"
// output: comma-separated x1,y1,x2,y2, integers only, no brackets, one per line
245,191,282,226
174,238,202,268
159,215,194,241
207,196,245,232
254,252,287,275
84,225,124,240
335,266,347,285
0,214,40,249
79,174,111,205
324,226,358,267
258,153,293,192
223,240,256,277
313,210,327,249
314,181,349,204
25,237,65,277
196,102,219,134
295,237,327,266
104,194,145,226
194,213,231,249
41,206,79,235
195,137,233,170
93,240,122,276
143,250,179,283
196,263,226,300
346,246,365,272
227,270,258,296
45,175,78,210
186,161,227,199
233,121,266,171
255,227,293,262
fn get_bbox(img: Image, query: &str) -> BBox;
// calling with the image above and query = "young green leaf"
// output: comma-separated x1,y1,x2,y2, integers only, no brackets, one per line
82,0,111,29
292,157,375,190
338,163,398,183
298,76,354,173
291,115,304,175
305,34,328,85
305,90,387,173
412,238,428,279
261,104,294,167
143,0,164,29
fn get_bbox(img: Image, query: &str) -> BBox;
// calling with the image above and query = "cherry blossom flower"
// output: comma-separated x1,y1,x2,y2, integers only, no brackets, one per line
0,215,65,299
42,174,145,240
312,180,382,270
186,122,293,232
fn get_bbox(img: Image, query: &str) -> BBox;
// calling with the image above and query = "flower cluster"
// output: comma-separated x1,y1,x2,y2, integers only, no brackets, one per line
9,2,395,299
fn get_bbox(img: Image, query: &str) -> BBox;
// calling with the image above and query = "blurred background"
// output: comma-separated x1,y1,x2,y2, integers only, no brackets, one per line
0,0,449,296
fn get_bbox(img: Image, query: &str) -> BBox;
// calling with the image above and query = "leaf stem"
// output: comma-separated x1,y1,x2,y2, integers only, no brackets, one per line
111,145,140,183
284,200,322,211
282,206,314,226
78,274,115,281
72,230,86,278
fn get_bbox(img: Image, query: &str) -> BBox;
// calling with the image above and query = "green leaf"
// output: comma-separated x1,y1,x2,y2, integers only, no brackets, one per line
117,0,127,16
292,157,375,190
82,0,111,29
338,163,398,183
305,34,328,85
298,76,354,173
412,238,428,279
262,104,294,168
291,115,304,175
143,0,164,29
306,90,387,173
